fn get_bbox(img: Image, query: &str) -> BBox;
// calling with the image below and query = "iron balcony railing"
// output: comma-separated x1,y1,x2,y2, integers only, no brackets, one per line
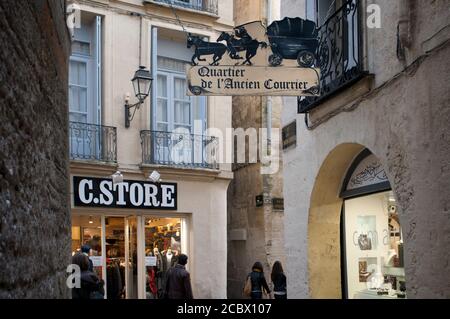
152,0,218,15
140,130,219,169
298,0,366,113
69,121,117,163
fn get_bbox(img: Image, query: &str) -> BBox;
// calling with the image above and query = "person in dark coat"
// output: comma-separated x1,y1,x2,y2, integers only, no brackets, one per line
164,254,193,299
249,262,271,299
81,244,94,272
106,261,123,299
271,261,287,299
72,253,104,299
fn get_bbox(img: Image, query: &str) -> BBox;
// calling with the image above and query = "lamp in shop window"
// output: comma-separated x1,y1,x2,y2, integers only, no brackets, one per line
125,66,153,128
89,216,93,224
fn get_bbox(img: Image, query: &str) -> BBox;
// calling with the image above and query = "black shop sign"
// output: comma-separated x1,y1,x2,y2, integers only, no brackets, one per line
73,176,177,210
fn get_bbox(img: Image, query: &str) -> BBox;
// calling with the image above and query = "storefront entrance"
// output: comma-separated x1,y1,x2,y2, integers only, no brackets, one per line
307,145,407,299
71,213,188,299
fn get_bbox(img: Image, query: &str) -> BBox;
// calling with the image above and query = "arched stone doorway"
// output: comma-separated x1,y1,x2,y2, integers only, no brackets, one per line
308,144,406,299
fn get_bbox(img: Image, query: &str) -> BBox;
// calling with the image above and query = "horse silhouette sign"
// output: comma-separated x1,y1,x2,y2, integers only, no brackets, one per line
186,19,321,96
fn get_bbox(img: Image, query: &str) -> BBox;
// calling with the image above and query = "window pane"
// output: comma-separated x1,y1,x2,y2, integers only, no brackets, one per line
69,86,87,113
157,75,167,97
78,62,87,86
69,112,87,123
69,61,78,84
174,78,186,100
157,56,186,73
69,60,87,86
174,125,191,132
69,86,78,110
192,96,206,122
157,99,168,123
79,87,87,112
318,0,335,25
175,101,190,125
72,41,91,56
157,123,168,132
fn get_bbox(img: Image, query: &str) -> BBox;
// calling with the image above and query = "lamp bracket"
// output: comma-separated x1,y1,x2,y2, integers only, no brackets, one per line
125,100,142,128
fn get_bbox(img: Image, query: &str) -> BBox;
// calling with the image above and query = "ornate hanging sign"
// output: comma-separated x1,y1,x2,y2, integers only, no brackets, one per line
186,18,320,96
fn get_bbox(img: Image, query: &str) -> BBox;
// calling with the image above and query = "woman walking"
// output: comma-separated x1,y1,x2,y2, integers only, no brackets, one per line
271,261,287,299
248,262,271,299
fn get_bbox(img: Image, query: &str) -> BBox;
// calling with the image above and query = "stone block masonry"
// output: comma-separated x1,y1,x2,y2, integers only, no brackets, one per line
0,0,71,298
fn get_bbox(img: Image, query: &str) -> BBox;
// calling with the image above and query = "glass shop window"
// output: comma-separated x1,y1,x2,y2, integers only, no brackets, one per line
344,191,406,299
71,215,103,279
143,217,182,299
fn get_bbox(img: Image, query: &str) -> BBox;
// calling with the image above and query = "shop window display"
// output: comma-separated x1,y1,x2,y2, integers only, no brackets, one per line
144,217,182,299
344,191,406,299
71,215,103,280
104,217,126,299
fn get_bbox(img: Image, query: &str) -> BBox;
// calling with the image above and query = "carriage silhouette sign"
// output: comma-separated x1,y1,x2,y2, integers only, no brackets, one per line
186,18,320,96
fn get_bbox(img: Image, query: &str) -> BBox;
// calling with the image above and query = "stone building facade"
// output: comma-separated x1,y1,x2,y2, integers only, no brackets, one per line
67,0,234,298
227,0,286,299
0,0,71,298
281,0,450,298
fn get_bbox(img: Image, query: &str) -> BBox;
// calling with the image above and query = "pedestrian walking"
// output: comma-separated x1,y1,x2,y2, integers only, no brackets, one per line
247,262,271,299
271,261,287,299
164,254,193,299
71,252,105,299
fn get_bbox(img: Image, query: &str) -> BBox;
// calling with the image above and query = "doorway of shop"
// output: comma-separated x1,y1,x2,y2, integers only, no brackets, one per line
104,216,138,299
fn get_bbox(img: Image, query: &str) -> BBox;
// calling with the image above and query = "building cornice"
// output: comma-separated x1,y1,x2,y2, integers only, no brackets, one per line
140,164,233,182
70,160,118,176
69,160,233,182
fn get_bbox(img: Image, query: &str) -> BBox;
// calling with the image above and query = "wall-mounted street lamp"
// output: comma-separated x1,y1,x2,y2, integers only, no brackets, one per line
125,66,153,128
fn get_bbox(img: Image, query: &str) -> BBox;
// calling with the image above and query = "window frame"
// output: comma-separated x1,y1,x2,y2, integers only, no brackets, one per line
155,68,193,133
69,56,90,124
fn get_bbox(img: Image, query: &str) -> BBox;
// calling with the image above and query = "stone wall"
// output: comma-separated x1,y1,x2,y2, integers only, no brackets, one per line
0,0,71,298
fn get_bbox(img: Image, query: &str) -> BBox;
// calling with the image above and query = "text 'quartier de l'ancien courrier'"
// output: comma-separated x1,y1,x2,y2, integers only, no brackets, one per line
198,66,310,91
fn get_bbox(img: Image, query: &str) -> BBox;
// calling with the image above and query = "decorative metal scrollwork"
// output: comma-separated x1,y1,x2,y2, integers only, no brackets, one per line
140,130,219,169
69,121,117,163
299,0,364,113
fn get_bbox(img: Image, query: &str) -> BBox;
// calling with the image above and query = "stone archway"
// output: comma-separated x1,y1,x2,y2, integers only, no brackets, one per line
307,143,366,299
307,143,402,299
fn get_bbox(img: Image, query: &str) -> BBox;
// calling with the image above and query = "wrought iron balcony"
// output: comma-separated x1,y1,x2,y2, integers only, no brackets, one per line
298,0,366,113
151,0,218,15
69,121,117,163
140,130,219,169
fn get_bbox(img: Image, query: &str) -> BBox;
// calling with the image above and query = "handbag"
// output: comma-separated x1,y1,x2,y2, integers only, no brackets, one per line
243,275,252,297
